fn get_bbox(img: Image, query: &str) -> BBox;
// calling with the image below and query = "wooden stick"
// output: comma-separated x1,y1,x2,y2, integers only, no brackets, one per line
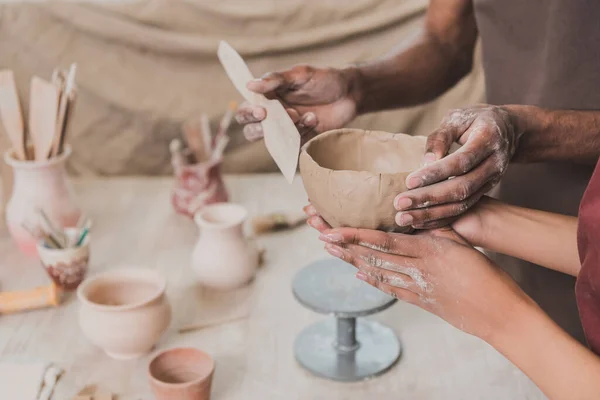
200,113,212,156
0,70,26,160
182,119,207,162
29,77,60,161
214,101,236,147
178,314,248,334
53,64,77,156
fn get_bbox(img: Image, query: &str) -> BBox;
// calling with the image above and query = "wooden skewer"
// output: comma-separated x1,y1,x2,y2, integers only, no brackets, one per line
178,314,248,334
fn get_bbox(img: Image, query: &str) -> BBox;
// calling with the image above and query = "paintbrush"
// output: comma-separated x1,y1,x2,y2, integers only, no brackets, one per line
182,119,207,162
214,101,237,147
251,212,307,235
37,208,67,248
21,221,62,249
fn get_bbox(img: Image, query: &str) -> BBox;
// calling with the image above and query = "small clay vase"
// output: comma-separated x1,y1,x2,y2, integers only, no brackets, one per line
148,347,215,400
77,268,172,360
37,228,90,291
191,203,259,290
4,146,81,257
171,159,228,218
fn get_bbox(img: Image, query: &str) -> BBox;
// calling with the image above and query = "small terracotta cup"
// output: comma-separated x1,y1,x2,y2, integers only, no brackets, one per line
148,347,215,400
37,228,90,291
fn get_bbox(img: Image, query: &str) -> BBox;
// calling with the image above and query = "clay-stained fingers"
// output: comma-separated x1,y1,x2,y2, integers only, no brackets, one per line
235,102,267,124
356,271,421,305
243,123,264,141
303,203,318,217
247,65,314,96
406,124,498,190
319,227,425,257
396,155,501,212
307,215,331,232
395,180,495,228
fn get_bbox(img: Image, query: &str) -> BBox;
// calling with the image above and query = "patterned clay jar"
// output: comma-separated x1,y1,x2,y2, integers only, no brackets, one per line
171,160,228,218
191,203,259,290
4,146,81,257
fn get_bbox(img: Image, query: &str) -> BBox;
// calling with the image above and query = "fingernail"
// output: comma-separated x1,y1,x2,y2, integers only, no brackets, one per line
356,271,368,281
252,109,264,119
395,196,412,210
325,243,344,258
396,212,413,227
304,113,316,123
406,175,423,189
307,217,317,229
423,152,437,166
319,232,344,243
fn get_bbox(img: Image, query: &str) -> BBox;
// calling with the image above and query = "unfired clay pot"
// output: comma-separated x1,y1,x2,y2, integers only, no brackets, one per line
148,347,215,400
77,268,172,360
37,228,90,291
191,203,259,290
4,146,81,257
299,128,428,232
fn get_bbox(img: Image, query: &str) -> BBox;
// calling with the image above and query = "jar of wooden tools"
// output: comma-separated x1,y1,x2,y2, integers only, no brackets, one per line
1,66,82,257
170,104,235,218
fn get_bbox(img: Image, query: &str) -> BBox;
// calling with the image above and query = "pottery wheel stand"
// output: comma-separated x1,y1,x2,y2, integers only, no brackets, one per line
292,258,402,382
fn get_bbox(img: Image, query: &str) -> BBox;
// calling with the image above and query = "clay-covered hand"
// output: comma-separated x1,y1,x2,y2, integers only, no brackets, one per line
235,65,361,143
394,105,521,229
318,226,532,340
303,203,331,233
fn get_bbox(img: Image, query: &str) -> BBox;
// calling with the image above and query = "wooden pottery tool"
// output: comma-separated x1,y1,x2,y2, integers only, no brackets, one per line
52,63,77,157
0,283,61,314
200,113,212,157
217,41,300,183
251,212,307,235
214,100,237,146
0,70,26,160
29,76,60,161
183,118,207,162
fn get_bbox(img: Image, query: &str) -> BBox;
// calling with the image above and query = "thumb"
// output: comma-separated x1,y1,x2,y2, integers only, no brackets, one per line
247,65,314,95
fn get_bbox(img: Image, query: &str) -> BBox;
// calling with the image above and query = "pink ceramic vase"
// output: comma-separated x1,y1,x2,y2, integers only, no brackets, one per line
4,146,81,257
192,203,259,290
77,268,172,360
171,159,228,218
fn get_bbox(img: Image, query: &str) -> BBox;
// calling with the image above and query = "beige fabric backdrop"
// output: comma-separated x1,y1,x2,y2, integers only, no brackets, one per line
0,0,484,178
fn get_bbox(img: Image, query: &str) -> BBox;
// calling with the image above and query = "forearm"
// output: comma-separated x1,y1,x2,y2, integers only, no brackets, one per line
475,198,580,276
505,105,600,164
353,0,478,114
490,301,600,400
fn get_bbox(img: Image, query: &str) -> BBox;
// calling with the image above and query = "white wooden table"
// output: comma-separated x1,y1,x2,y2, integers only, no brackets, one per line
0,175,546,400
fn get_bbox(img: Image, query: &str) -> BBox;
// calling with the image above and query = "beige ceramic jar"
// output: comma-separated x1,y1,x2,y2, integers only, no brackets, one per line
77,268,171,360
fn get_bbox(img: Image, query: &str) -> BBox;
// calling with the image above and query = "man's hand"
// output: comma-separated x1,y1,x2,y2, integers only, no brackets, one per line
235,65,361,143
317,226,533,341
394,105,521,229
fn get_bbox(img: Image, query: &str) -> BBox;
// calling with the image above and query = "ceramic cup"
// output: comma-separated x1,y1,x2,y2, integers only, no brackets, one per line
148,347,215,400
77,268,172,360
37,228,90,291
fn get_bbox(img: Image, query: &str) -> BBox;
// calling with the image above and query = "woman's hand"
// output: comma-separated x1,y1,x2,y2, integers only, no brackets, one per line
317,225,533,341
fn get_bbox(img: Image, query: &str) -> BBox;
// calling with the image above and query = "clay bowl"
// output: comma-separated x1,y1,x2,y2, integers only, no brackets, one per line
37,228,90,291
77,268,172,360
148,347,215,400
299,128,427,232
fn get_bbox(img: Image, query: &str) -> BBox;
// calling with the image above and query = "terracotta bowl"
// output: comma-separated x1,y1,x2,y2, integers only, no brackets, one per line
148,347,215,400
77,268,172,360
299,128,427,232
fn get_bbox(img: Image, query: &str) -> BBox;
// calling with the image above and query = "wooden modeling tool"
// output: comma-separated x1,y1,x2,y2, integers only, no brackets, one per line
212,135,229,161
251,212,307,234
0,70,26,160
0,283,61,314
182,118,207,162
200,113,212,156
29,77,60,161
52,63,77,157
215,100,237,146
217,41,300,183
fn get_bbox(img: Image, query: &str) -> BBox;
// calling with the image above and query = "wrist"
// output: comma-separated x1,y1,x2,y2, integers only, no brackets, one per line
485,292,542,349
501,104,545,160
340,65,365,116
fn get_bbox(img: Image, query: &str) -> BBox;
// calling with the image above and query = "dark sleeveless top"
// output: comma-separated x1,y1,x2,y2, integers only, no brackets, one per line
473,0,599,342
